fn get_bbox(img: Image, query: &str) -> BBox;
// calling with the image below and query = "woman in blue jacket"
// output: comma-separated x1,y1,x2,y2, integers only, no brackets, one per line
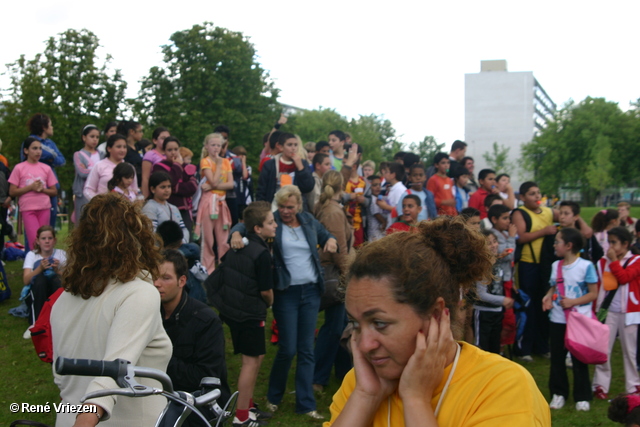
230,185,337,419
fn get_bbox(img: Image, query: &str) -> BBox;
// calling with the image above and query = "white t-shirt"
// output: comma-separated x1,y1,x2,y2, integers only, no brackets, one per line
549,258,598,324
384,181,407,223
23,249,68,270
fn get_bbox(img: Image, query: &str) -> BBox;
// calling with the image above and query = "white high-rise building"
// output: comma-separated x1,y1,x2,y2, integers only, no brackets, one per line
465,60,555,187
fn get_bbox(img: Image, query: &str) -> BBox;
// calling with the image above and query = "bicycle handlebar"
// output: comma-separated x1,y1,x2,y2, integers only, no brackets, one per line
54,357,231,426
55,358,129,387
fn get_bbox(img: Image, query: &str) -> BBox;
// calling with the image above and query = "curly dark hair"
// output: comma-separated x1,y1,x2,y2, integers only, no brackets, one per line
62,193,162,298
608,393,640,425
346,215,493,323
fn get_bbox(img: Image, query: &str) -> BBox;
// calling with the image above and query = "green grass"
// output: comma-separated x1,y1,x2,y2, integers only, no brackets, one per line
0,217,634,426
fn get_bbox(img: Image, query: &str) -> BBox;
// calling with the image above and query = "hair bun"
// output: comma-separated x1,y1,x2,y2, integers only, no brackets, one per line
418,216,493,287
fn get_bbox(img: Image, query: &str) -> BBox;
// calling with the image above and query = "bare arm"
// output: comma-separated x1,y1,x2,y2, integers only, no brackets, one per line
9,182,35,197
23,265,44,285
576,216,593,239
560,283,598,309
141,161,152,198
260,290,274,307
42,185,58,197
503,184,516,210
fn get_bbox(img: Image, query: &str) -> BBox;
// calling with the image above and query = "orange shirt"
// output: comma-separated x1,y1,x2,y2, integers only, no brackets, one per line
427,174,457,216
345,176,366,230
200,157,231,196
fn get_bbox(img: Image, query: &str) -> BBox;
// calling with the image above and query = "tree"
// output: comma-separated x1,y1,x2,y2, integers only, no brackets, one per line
408,136,445,166
286,108,399,166
0,29,127,187
285,108,349,143
137,23,279,164
521,97,640,200
482,142,512,175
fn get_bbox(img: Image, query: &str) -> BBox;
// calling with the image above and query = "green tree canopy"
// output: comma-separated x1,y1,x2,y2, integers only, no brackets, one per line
285,108,399,167
521,97,640,201
482,142,512,175
408,135,445,166
136,22,279,163
0,29,127,187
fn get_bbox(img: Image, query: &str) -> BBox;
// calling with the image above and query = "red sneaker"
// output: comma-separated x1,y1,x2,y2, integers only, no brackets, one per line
594,386,608,400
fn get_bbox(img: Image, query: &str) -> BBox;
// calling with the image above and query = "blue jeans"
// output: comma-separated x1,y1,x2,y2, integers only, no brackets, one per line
313,302,352,386
268,283,321,413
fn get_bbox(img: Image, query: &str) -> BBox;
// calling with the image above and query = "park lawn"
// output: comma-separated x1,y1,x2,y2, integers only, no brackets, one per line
0,217,634,426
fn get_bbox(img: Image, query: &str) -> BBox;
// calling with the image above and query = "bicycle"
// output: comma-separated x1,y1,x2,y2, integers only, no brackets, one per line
14,357,238,427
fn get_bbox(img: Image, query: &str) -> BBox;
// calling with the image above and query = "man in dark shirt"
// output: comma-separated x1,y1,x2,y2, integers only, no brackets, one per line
155,249,230,426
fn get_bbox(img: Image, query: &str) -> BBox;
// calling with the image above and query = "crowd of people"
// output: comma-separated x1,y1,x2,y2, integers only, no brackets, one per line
5,111,640,426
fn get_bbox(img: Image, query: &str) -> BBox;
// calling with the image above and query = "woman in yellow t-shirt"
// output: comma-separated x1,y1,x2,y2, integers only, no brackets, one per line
196,133,233,273
324,216,550,427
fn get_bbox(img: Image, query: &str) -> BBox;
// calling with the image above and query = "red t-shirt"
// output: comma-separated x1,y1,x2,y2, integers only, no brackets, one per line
426,174,456,216
386,221,417,235
468,188,491,219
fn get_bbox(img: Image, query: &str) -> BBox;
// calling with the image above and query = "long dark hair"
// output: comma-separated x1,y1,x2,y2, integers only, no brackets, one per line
107,162,135,191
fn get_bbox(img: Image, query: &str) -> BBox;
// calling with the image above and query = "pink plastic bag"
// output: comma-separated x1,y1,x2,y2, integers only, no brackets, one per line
564,310,609,365
556,261,609,365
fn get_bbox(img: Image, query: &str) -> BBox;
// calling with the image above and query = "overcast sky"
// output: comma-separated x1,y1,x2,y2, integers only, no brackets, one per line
2,0,639,151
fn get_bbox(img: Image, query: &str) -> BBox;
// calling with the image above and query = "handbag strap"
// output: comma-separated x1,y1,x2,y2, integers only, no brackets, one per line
555,261,572,319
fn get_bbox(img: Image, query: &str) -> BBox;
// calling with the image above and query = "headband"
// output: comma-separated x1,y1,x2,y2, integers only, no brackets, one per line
628,394,640,414
83,124,98,133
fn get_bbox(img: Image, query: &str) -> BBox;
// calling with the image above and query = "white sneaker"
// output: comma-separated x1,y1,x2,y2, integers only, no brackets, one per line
565,354,573,368
23,326,31,340
575,401,590,411
265,401,278,413
304,410,324,420
549,394,565,409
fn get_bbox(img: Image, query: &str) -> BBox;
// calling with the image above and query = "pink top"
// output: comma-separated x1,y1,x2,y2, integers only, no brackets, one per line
8,161,58,211
142,150,165,165
83,158,139,200
112,187,138,202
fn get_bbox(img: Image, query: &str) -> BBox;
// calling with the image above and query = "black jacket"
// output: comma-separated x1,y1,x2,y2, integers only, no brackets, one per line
162,291,230,405
210,234,273,322
256,155,315,206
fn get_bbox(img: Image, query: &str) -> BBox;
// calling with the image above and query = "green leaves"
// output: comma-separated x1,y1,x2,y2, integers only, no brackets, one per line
137,22,279,163
0,28,127,188
482,142,512,175
520,97,640,200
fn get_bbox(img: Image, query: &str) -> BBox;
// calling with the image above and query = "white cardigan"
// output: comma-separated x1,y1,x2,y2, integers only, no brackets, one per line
51,272,171,426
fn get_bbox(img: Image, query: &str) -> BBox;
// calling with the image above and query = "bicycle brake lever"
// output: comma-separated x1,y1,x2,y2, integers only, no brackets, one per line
81,385,162,401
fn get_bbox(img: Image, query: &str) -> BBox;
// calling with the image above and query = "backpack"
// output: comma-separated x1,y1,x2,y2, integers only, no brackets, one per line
29,288,64,363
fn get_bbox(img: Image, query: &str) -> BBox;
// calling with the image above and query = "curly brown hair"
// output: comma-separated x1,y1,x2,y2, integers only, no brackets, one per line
62,193,163,299
346,216,493,322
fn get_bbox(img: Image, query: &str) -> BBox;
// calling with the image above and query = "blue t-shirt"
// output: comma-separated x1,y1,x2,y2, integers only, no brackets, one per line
281,224,318,285
549,258,598,324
